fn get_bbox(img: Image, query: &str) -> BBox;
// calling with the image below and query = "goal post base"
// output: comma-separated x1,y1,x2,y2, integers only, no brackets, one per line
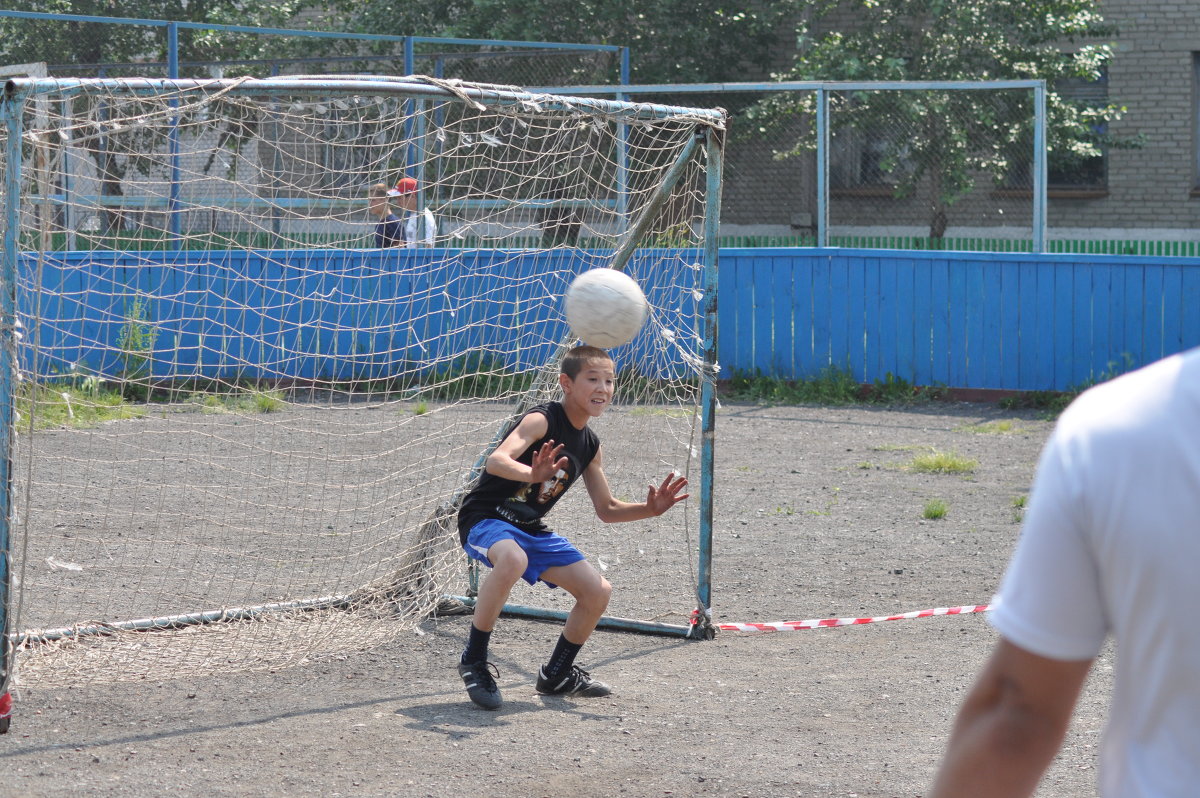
446,595,713,640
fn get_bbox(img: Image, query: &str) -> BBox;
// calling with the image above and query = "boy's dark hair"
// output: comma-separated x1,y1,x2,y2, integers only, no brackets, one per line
561,345,612,378
368,183,390,200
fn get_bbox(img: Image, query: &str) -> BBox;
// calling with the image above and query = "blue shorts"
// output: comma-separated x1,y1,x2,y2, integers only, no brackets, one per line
462,518,586,588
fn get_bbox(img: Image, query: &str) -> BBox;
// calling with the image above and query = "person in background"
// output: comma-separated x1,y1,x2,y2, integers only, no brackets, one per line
388,176,437,248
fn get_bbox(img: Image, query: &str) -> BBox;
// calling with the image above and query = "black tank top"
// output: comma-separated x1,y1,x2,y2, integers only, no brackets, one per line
457,402,600,545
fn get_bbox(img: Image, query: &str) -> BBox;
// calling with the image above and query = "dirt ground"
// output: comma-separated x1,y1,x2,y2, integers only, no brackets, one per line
0,401,1112,798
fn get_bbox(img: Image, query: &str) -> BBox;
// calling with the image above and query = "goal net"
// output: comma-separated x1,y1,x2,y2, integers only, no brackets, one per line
0,76,724,690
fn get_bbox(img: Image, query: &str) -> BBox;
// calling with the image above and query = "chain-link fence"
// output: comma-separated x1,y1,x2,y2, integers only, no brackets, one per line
567,83,1044,251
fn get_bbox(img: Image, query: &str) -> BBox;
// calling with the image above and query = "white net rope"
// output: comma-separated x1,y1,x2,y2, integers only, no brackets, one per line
2,77,724,687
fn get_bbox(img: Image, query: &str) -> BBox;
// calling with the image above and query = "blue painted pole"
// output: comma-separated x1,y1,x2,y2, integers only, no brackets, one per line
449,597,694,638
168,22,182,245
0,91,24,733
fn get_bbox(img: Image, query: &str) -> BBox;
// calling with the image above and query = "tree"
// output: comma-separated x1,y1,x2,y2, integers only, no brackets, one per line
333,0,793,85
0,1,324,72
752,0,1139,238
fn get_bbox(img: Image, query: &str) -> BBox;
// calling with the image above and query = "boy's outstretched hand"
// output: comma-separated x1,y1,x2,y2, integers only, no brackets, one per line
645,472,689,516
530,440,568,483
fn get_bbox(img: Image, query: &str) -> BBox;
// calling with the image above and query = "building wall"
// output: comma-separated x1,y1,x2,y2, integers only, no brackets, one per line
1063,0,1200,236
719,0,1200,243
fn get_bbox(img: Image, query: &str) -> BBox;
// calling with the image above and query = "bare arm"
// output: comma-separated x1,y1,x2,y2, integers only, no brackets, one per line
484,413,565,484
581,447,689,523
929,638,1093,798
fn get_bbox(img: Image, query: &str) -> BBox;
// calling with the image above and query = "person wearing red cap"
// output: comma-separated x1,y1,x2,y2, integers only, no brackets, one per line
387,176,437,248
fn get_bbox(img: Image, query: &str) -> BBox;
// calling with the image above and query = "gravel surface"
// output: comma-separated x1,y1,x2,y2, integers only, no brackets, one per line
1,402,1112,798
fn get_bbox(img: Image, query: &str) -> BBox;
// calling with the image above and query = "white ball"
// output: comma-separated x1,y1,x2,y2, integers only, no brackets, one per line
564,268,649,348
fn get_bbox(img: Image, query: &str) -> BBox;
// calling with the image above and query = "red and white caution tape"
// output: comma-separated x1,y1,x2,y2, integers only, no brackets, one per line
718,604,992,633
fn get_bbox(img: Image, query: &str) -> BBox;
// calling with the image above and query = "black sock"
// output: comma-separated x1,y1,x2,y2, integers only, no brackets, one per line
544,633,583,678
461,624,492,665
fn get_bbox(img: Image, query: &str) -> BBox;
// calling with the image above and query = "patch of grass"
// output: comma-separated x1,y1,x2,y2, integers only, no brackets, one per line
1011,494,1027,523
724,366,947,407
871,372,949,405
414,401,429,415
724,365,862,405
923,499,949,519
17,385,145,431
856,461,874,469
958,419,1021,434
1000,354,1137,419
906,450,978,475
628,406,694,418
185,390,286,414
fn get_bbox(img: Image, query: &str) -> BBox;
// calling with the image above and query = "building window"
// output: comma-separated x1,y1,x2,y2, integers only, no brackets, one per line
1194,53,1200,192
1048,70,1108,193
998,67,1109,197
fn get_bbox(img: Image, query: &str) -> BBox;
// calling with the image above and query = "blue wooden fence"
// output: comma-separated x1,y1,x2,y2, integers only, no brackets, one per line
20,247,701,385
720,248,1200,391
20,247,1200,393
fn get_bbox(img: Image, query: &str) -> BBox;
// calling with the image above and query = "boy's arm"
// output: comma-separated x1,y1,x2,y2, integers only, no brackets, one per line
581,447,689,523
485,412,565,484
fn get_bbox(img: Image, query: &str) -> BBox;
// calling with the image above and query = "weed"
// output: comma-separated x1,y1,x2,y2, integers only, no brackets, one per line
923,499,949,519
414,401,429,415
116,296,158,401
907,450,978,475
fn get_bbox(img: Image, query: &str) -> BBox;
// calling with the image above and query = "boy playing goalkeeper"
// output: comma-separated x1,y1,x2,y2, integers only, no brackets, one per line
455,345,689,710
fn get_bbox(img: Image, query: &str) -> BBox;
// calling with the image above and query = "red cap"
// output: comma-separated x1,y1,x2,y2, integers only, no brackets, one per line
387,176,418,196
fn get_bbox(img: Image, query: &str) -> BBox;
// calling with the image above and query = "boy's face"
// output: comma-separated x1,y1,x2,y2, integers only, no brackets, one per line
560,358,615,418
368,195,388,218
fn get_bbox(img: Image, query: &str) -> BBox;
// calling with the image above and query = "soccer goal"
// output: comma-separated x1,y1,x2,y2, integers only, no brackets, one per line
0,75,725,717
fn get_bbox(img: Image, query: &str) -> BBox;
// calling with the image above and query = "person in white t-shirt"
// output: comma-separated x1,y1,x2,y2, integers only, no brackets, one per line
387,176,437,248
930,345,1200,798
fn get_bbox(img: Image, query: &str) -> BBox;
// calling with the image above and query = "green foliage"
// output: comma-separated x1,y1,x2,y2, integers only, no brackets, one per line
751,0,1140,237
0,1,324,72
333,0,792,85
923,498,949,519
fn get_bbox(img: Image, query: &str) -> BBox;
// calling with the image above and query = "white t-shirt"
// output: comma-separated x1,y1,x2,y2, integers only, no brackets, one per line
404,208,437,248
990,346,1200,798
